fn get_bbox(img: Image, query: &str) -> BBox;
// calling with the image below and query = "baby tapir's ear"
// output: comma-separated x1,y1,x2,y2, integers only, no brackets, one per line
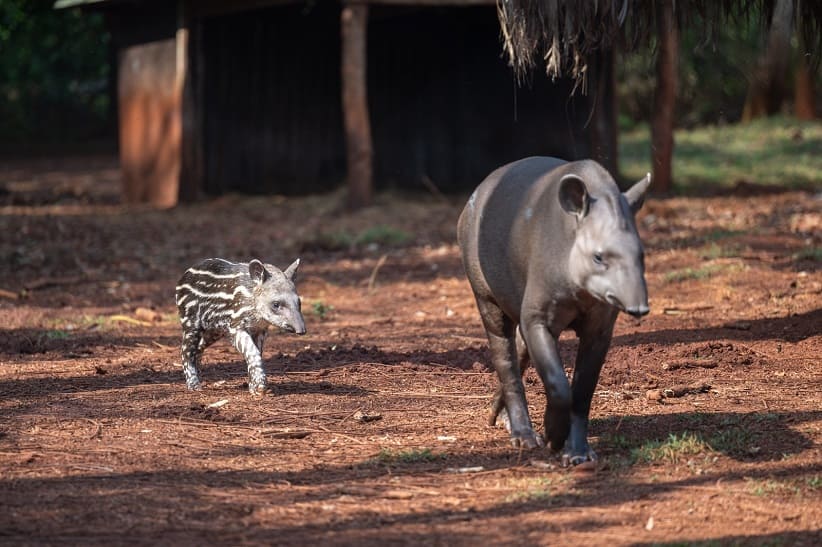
248,259,271,284
624,172,651,214
559,174,590,220
283,258,300,281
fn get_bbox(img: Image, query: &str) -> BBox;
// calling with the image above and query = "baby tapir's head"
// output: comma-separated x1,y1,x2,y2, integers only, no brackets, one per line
560,165,651,318
248,258,306,334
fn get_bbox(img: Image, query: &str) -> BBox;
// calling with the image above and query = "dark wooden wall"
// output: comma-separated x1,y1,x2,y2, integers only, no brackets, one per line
368,6,592,193
201,2,345,195
197,3,595,196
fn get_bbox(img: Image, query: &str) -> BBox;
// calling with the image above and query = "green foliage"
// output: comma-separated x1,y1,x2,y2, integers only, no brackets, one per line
0,0,111,142
618,14,764,128
621,117,822,192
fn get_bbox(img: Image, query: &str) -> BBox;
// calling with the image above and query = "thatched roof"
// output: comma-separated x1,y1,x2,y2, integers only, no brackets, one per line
497,0,822,82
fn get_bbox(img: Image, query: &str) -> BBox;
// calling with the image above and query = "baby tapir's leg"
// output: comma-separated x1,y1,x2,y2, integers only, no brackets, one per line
181,329,204,390
230,328,267,394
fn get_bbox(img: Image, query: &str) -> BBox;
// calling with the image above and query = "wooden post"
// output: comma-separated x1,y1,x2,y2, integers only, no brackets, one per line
341,2,373,209
650,0,677,194
116,2,187,208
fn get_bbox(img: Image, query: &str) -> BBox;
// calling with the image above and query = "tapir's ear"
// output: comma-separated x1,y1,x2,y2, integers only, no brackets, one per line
624,172,651,214
558,174,589,219
283,258,300,281
248,259,270,284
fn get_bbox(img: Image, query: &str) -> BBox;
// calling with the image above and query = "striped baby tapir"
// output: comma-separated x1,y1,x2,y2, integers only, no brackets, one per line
175,257,306,394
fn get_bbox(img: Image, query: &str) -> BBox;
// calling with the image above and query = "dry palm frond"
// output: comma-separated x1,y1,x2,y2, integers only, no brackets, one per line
496,0,822,85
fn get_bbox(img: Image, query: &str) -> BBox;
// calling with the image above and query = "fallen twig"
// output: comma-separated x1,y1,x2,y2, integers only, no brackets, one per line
367,254,388,291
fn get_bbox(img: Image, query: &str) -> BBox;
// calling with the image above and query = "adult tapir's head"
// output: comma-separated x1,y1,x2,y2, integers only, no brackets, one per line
558,162,651,318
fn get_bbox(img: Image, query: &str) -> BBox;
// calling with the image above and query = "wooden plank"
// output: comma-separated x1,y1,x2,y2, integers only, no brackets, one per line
341,4,373,209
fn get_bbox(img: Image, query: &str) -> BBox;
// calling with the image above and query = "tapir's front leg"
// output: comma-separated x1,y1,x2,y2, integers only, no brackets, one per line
563,324,615,466
230,329,267,394
521,322,572,452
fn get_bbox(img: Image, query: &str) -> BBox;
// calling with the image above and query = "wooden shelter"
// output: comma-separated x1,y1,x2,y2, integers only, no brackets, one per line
57,0,617,208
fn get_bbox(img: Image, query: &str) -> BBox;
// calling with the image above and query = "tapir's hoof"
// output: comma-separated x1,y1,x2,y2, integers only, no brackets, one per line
561,449,598,468
248,384,271,396
510,430,545,450
186,381,202,391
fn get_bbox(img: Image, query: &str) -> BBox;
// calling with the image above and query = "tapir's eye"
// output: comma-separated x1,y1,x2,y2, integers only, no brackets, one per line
593,253,604,265
271,301,281,311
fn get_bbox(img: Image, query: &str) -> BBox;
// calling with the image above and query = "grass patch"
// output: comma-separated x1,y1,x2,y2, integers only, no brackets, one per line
701,242,742,260
356,225,412,247
369,448,443,465
306,225,412,252
663,264,724,283
745,478,798,498
505,477,556,503
631,432,713,465
620,116,822,192
794,247,822,262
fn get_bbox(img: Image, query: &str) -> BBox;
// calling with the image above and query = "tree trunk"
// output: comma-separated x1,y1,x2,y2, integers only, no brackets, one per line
742,0,794,121
794,56,817,120
341,3,373,210
651,0,678,194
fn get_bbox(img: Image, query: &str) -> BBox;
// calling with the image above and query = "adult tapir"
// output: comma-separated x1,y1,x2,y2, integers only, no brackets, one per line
457,156,650,466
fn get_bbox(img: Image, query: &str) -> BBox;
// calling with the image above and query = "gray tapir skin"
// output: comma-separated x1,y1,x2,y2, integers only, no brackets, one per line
457,157,650,466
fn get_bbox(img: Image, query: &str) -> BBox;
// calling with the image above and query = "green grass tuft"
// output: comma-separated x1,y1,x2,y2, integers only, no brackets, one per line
631,432,712,464
794,247,822,262
311,301,333,320
663,264,724,283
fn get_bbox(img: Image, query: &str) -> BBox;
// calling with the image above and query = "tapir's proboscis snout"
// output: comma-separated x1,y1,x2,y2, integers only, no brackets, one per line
458,156,651,467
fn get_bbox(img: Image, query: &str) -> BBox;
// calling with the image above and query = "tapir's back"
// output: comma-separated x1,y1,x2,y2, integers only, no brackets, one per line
458,157,571,318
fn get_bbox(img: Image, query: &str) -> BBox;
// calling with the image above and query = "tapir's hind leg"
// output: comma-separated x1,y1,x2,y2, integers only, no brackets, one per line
477,300,543,449
489,326,531,426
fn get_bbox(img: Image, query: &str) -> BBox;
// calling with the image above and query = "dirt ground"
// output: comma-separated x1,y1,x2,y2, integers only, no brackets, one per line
0,157,820,546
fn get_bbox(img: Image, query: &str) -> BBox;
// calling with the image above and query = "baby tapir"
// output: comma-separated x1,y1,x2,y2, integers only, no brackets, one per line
175,257,306,394
457,157,650,466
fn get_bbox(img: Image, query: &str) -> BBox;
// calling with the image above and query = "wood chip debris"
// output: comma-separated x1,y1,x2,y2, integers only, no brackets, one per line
646,382,711,401
353,410,382,423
